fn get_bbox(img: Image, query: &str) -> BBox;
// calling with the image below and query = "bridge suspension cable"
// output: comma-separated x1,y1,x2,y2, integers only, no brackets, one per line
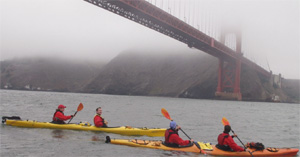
145,0,219,40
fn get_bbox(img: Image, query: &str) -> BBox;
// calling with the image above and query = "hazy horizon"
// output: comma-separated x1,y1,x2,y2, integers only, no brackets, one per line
0,0,299,79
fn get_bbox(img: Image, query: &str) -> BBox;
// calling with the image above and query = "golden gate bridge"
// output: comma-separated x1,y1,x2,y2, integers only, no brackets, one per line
83,0,273,100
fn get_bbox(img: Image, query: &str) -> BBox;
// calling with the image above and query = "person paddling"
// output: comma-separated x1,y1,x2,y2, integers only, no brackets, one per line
52,104,74,124
217,125,249,152
164,121,194,147
94,107,108,127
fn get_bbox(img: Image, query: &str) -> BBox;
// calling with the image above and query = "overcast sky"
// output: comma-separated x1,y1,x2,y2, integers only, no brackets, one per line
0,0,299,79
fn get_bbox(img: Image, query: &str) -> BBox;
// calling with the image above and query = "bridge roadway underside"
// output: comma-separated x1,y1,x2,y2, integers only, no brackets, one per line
85,0,236,60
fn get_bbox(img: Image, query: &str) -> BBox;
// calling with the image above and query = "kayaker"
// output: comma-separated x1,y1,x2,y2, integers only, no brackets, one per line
94,107,108,127
52,104,74,124
164,121,193,147
217,125,249,152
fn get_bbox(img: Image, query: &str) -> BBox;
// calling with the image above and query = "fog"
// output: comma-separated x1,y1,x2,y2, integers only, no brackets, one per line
0,0,299,79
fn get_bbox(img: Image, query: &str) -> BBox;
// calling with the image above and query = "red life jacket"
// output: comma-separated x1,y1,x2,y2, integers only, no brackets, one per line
94,114,107,127
165,129,178,144
52,110,65,124
217,132,245,151
218,133,230,145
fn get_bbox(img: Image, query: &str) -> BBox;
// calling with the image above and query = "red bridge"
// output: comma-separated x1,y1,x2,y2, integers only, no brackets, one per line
84,0,271,100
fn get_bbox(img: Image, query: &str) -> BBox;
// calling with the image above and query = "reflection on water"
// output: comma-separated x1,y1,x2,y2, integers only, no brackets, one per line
91,135,101,141
51,130,65,139
162,151,191,156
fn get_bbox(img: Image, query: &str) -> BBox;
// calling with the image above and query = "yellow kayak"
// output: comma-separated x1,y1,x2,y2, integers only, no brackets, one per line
2,117,166,137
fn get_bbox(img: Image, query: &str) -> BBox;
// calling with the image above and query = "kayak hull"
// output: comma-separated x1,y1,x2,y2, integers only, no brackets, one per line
107,138,299,156
3,119,166,137
108,138,206,153
205,145,299,156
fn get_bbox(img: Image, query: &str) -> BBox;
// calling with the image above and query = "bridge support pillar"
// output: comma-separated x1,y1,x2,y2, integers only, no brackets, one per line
215,30,242,100
215,59,242,100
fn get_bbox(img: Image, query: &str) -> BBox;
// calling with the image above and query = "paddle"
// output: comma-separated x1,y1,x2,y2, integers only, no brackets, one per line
222,117,253,157
67,103,84,124
161,108,206,154
161,108,192,139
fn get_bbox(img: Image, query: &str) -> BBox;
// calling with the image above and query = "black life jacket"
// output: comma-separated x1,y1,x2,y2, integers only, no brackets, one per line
52,110,65,124
164,128,179,147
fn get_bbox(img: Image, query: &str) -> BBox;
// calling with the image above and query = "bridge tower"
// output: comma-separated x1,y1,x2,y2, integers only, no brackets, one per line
215,30,242,100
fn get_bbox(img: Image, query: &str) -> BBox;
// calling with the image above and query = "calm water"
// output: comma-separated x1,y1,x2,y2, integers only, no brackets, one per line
0,90,299,157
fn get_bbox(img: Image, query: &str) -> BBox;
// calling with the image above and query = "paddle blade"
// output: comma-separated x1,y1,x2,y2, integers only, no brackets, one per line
77,103,84,111
161,108,172,120
222,117,230,126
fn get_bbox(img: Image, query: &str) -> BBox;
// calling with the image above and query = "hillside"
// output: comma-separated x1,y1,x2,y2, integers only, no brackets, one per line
281,79,300,103
84,51,299,102
0,57,104,92
1,53,299,103
84,51,219,98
